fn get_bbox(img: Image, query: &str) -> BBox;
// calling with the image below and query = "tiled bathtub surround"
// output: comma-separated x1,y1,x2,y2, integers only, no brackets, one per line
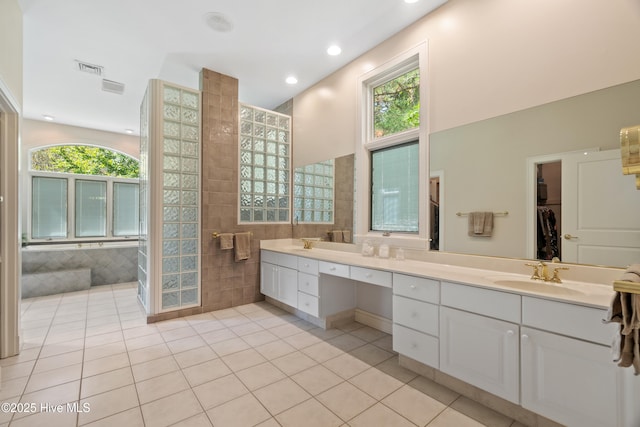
2,285,531,427
21,246,138,297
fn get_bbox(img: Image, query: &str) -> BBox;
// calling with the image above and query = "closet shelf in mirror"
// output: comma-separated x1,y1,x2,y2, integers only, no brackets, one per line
456,211,509,217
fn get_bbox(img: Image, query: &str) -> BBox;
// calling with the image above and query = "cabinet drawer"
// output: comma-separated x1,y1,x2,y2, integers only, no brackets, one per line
393,296,439,336
278,253,298,270
319,261,350,278
441,281,521,323
298,257,319,276
261,250,279,264
393,324,439,369
298,272,319,297
298,291,319,317
393,273,439,304
522,297,616,345
351,266,392,288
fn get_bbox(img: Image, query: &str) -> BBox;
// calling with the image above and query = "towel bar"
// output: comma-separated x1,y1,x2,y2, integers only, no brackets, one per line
613,280,640,294
456,211,509,217
211,231,253,239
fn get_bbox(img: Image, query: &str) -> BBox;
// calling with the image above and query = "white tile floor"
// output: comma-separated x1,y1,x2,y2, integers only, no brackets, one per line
0,283,526,427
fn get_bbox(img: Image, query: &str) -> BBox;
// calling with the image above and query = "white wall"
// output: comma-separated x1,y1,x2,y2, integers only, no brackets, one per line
21,119,139,159
292,0,640,165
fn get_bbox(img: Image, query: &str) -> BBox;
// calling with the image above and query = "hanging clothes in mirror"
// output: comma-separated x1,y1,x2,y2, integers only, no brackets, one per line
537,206,559,260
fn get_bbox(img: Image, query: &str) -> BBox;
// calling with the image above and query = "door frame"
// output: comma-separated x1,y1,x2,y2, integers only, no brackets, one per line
0,78,21,358
525,148,600,261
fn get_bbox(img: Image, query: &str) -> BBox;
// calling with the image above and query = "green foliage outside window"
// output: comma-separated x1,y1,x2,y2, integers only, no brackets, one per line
31,145,139,178
373,68,420,138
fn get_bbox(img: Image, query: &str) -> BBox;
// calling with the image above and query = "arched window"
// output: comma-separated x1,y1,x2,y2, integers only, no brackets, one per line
29,145,140,242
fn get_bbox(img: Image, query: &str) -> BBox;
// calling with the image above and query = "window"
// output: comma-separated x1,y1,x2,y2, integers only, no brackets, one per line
239,104,291,223
113,183,140,236
371,142,419,232
355,44,427,242
29,145,140,241
294,159,334,223
32,177,67,239
75,180,107,237
373,68,420,138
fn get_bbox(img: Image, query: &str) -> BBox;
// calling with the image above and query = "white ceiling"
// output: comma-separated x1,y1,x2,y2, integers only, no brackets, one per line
19,0,446,135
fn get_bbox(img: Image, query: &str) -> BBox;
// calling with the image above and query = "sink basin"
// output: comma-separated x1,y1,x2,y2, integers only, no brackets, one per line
484,274,612,299
491,279,585,296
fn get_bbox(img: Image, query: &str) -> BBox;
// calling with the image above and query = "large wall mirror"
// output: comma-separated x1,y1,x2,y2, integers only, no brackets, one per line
429,79,640,268
292,154,355,242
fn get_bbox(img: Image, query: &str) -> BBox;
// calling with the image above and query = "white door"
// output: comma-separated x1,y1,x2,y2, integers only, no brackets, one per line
562,149,640,266
260,262,277,299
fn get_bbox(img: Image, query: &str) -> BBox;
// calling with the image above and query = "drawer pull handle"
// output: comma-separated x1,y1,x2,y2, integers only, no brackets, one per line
410,285,416,289
506,330,514,337
411,342,418,349
329,267,336,271
522,334,529,341
305,302,310,306
304,263,309,267
365,273,373,278
411,312,418,318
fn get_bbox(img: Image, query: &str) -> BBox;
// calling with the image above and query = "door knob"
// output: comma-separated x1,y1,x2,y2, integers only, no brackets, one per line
563,234,579,240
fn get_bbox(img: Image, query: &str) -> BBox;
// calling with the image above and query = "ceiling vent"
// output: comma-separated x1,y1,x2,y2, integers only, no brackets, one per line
102,79,125,95
75,60,103,76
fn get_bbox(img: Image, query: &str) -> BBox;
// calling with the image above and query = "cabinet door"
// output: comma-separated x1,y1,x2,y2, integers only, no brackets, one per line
260,262,277,299
440,307,519,403
278,266,298,308
521,327,620,427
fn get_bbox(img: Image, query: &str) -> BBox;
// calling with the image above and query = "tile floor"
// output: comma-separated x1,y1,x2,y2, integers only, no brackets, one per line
0,283,527,427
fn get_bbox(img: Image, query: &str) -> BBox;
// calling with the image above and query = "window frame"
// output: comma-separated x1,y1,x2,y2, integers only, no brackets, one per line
27,170,140,243
355,42,430,249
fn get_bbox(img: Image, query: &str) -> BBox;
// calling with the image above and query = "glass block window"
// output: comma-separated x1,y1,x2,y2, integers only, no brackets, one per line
239,104,291,223
160,83,201,311
294,159,334,223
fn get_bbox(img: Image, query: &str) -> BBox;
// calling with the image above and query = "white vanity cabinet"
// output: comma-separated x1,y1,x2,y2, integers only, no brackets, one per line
439,282,521,404
392,273,440,368
520,297,640,427
297,257,319,317
260,250,298,308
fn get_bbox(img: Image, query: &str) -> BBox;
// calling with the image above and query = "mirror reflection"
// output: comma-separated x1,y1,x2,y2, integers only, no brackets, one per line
429,79,640,268
292,154,354,242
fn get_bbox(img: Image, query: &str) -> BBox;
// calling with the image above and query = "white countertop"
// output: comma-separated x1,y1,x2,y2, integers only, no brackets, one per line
260,239,616,309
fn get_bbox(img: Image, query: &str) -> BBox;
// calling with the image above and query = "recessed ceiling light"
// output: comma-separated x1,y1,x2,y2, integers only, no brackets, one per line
125,129,134,134
327,45,342,56
285,76,298,85
405,0,419,3
204,12,234,33
43,115,54,121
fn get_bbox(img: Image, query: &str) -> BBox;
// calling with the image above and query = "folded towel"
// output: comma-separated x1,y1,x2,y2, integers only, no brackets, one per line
342,230,351,243
234,232,251,261
331,230,343,243
219,233,234,250
605,264,640,374
467,212,493,237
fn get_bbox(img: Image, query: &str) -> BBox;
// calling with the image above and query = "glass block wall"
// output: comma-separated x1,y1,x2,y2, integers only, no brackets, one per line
293,159,334,223
138,80,201,314
138,86,150,312
239,104,291,223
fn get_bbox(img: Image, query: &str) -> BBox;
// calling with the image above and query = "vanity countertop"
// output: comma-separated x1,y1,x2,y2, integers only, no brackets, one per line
260,240,616,309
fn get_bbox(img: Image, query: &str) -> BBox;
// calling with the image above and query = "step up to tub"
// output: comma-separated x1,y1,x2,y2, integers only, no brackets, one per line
21,268,91,298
